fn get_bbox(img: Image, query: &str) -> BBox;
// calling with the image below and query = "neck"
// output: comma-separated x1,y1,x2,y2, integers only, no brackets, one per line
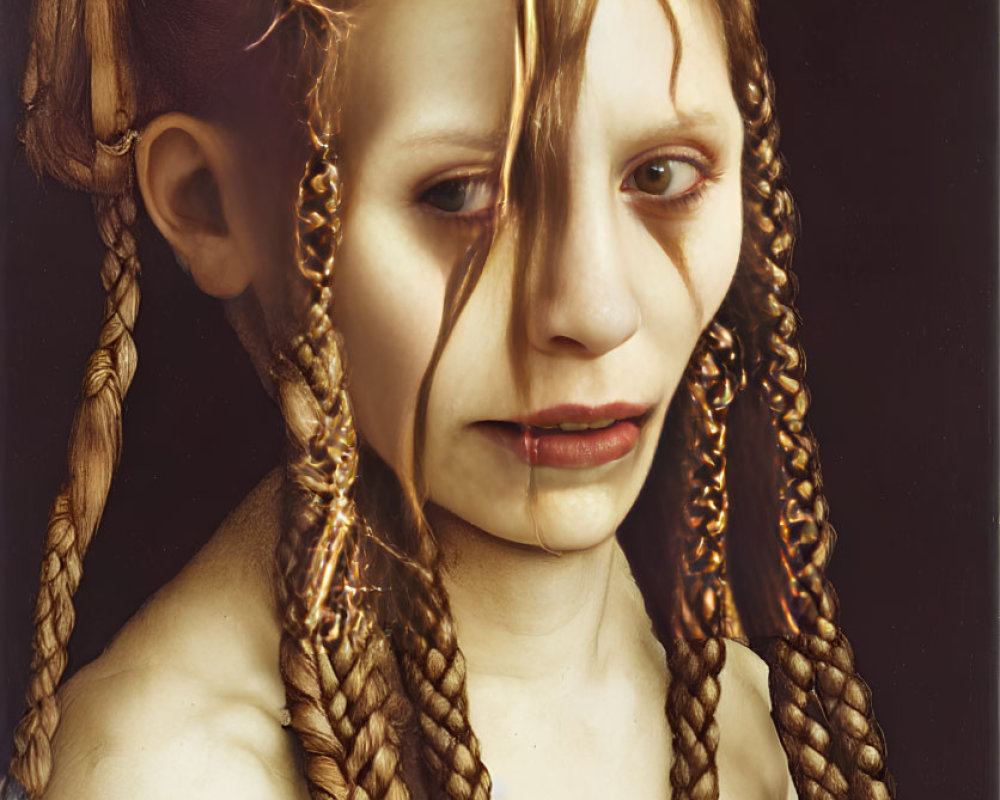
428,506,655,689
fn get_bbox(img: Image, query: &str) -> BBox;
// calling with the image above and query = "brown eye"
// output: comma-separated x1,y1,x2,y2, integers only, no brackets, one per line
626,157,701,199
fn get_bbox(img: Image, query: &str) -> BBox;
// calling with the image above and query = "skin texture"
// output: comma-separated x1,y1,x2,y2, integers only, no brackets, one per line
335,0,743,551
40,472,790,800
38,1,794,798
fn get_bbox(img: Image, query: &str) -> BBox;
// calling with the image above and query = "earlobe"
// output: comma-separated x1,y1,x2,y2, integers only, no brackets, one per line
135,113,255,298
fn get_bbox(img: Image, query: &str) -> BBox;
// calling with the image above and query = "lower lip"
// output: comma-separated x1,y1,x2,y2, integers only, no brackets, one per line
476,419,642,468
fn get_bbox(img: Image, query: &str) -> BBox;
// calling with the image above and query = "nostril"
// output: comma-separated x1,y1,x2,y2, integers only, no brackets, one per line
550,335,589,351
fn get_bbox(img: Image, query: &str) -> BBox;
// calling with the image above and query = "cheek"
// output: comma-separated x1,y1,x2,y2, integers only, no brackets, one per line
629,181,744,384
688,183,744,325
333,204,448,474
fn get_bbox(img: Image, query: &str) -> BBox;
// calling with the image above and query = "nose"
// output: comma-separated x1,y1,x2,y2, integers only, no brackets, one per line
526,191,642,357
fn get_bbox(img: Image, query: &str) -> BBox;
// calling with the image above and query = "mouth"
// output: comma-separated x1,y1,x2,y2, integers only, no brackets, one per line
474,402,652,469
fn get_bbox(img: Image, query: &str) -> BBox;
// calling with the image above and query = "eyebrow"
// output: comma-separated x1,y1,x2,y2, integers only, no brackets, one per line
627,109,734,146
401,127,509,152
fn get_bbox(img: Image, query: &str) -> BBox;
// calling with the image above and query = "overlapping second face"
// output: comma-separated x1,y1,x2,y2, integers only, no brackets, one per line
334,0,744,551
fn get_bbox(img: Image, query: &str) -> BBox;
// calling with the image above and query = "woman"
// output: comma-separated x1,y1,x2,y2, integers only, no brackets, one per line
4,0,894,798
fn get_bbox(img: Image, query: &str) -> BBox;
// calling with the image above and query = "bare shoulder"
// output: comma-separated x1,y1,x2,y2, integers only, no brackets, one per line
40,469,307,800
41,658,306,800
718,639,797,800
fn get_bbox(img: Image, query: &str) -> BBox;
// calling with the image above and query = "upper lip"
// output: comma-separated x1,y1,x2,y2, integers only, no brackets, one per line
499,402,652,428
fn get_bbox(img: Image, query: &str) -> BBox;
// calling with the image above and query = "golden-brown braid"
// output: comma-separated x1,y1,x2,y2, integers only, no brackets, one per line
660,321,745,800
277,367,412,800
732,13,894,798
395,529,491,800
745,123,893,800
677,320,746,641
277,376,409,800
272,6,412,796
766,638,850,800
798,595,893,800
11,0,140,791
276,220,411,800
10,191,141,798
399,633,488,800
664,637,726,800
329,628,409,800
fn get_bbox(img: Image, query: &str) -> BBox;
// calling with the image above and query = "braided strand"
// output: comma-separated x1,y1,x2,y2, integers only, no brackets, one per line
272,7,412,797
661,320,745,800
11,0,140,789
730,11,895,796
10,191,141,798
664,638,726,800
395,530,491,800
676,320,746,641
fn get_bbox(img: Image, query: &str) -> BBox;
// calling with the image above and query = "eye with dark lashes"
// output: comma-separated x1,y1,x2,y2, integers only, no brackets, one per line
418,173,498,221
622,155,711,209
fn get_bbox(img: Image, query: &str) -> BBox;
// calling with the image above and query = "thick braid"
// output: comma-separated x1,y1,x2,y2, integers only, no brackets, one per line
765,638,850,800
660,320,744,800
729,8,894,797
395,530,491,800
272,6,411,798
277,611,408,800
276,155,411,800
798,615,893,800
664,638,726,800
276,368,406,800
746,88,893,800
10,191,140,797
277,347,410,800
739,72,863,800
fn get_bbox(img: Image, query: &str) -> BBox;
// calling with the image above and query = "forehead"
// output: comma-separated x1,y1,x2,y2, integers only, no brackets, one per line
340,0,517,154
339,0,735,162
584,0,731,114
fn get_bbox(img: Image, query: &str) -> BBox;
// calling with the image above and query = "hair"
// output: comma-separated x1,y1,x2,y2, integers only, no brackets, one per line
8,0,894,799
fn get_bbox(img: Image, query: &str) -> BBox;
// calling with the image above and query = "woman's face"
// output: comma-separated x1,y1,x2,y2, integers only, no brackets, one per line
334,0,744,550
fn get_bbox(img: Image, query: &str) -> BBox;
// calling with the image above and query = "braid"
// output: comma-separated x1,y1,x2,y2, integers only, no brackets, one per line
659,319,745,800
271,7,412,798
277,614,409,800
746,88,893,800
10,191,141,797
275,171,412,800
764,638,850,799
727,6,894,797
395,530,491,800
11,0,141,791
676,320,745,641
664,638,726,800
797,617,893,800
276,354,412,800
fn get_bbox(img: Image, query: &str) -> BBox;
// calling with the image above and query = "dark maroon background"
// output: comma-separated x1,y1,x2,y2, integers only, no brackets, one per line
2,2,997,798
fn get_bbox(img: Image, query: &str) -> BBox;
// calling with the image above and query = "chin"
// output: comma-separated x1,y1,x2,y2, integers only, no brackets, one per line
526,476,638,551
433,475,639,554
425,412,663,553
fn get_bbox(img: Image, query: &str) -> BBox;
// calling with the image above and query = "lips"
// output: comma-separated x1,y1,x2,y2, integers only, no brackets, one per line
475,402,650,469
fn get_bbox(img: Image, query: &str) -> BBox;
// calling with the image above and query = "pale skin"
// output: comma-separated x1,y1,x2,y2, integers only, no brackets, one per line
39,0,796,798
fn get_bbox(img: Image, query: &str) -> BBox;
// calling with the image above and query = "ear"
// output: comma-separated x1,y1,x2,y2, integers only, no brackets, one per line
135,113,258,298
